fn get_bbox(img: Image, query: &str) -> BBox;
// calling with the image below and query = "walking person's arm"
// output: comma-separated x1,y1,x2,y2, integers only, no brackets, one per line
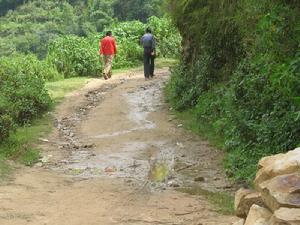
113,38,117,55
151,35,156,50
99,39,103,55
151,36,156,56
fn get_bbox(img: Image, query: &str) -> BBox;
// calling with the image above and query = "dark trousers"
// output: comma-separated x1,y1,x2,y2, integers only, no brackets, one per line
144,48,155,78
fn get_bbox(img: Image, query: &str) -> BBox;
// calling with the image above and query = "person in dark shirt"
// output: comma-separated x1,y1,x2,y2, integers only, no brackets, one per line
141,28,156,79
99,31,117,80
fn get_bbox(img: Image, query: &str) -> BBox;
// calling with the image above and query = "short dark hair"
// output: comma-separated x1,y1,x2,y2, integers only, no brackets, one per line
106,31,112,36
145,28,152,33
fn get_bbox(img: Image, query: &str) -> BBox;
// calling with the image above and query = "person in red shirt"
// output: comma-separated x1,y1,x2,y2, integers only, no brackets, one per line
99,31,117,80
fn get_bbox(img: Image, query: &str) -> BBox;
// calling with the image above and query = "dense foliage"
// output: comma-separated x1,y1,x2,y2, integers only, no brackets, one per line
47,35,102,78
112,0,163,23
0,0,26,16
0,54,52,142
0,0,81,58
166,0,300,183
0,0,164,58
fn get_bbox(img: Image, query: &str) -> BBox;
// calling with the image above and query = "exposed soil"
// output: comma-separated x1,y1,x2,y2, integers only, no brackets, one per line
0,68,237,225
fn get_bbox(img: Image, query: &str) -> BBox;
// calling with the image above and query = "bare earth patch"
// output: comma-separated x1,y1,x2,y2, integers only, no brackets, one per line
0,68,237,225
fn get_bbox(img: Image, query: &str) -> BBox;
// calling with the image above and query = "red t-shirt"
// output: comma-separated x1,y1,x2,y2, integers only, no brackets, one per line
100,36,117,55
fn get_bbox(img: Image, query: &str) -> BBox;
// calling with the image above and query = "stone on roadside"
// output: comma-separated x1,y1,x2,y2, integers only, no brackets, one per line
194,177,205,182
83,143,95,148
270,208,300,225
40,155,52,163
104,166,117,173
168,180,180,188
244,205,272,225
258,173,300,212
235,188,265,218
35,162,43,167
38,138,49,142
255,148,300,188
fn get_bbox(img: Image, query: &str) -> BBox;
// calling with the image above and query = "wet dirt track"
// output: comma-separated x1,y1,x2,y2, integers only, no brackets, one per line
0,68,237,225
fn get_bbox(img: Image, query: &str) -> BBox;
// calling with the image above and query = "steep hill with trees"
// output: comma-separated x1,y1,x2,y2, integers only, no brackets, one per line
0,0,164,58
166,0,300,183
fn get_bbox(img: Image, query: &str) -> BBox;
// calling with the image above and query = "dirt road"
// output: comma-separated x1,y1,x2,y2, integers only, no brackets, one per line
0,68,236,225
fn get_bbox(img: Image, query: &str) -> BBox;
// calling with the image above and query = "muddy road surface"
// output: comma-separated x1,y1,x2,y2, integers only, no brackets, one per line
0,68,237,225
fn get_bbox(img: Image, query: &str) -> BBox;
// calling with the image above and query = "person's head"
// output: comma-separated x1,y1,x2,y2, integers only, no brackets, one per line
106,31,112,36
145,28,152,34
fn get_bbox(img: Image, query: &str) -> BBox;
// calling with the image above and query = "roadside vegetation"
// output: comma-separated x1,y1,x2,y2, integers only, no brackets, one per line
165,0,300,184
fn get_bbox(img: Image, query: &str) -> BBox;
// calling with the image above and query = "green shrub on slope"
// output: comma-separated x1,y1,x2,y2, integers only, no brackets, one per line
166,0,300,183
47,35,102,78
0,54,52,143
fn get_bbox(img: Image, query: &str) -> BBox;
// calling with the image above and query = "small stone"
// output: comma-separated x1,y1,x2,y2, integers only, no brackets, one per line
177,124,183,127
224,184,234,189
176,142,184,148
83,143,95,148
38,138,49,142
194,177,205,182
168,180,180,187
40,155,52,163
35,162,43,167
73,144,81,149
104,166,117,173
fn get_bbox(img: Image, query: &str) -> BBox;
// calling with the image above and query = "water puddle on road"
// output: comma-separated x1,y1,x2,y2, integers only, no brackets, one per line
92,83,162,139
59,141,175,185
53,81,175,187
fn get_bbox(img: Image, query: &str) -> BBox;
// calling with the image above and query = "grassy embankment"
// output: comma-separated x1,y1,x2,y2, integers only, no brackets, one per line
0,77,89,182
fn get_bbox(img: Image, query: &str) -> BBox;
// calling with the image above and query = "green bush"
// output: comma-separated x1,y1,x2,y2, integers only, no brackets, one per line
147,16,181,57
106,20,145,68
0,0,80,58
114,39,143,68
166,54,212,110
47,35,102,78
0,54,52,143
0,111,13,143
166,0,300,183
